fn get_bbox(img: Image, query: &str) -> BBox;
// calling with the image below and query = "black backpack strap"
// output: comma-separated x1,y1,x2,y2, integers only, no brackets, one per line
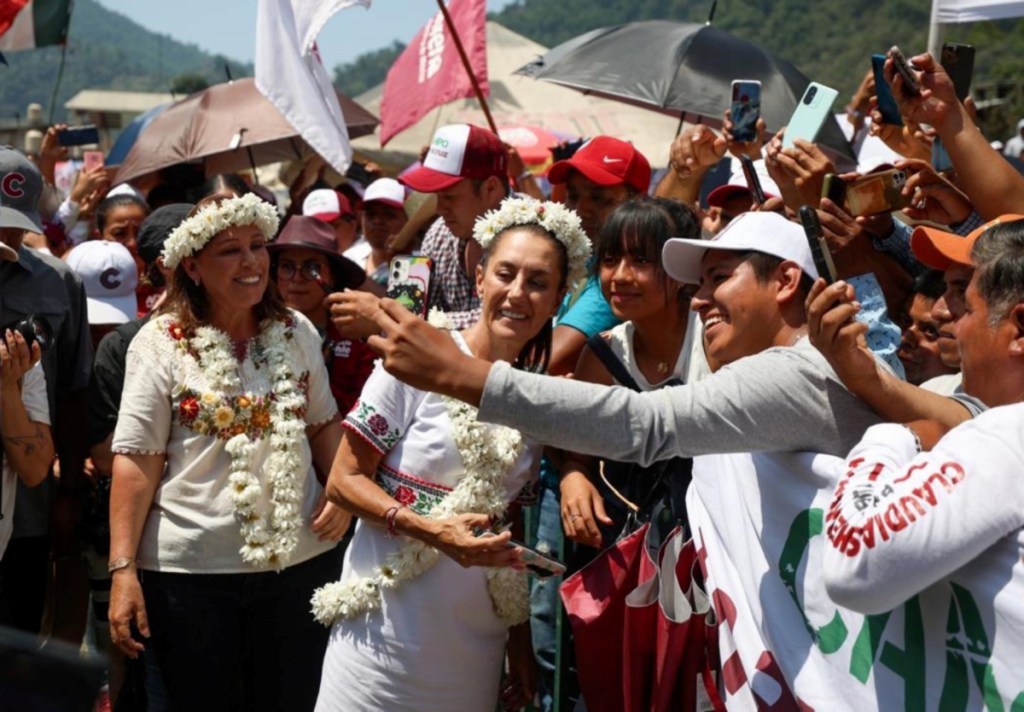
586,333,640,391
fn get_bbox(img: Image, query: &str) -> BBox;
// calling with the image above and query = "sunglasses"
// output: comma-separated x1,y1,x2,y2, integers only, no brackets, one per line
277,259,329,284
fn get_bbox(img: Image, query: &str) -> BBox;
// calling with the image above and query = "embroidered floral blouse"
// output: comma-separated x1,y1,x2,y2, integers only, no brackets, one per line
112,310,338,573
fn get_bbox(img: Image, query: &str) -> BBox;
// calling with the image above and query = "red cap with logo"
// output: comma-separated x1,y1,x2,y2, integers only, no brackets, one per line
400,124,508,193
547,136,651,193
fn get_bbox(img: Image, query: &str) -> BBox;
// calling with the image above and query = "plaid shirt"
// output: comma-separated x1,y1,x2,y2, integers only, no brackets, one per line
421,217,479,314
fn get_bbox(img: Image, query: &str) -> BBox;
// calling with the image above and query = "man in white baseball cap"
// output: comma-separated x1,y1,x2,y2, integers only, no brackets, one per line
65,241,139,342
302,188,365,261
360,178,408,286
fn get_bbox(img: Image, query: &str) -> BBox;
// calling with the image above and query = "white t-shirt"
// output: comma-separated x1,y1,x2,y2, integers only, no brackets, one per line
112,310,338,573
343,236,372,270
1,363,49,560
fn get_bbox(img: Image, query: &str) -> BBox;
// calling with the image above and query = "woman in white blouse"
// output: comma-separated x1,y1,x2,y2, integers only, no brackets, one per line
107,193,350,711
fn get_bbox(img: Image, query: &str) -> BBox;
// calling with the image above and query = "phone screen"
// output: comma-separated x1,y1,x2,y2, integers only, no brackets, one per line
730,80,761,143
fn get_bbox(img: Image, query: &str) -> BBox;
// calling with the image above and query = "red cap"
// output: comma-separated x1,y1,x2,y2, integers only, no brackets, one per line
547,136,651,193
911,214,1024,270
400,124,507,193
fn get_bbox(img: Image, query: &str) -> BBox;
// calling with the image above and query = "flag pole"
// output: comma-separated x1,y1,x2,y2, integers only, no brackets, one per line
434,0,498,135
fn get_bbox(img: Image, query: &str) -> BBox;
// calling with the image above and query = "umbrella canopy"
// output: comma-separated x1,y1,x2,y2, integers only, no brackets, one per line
115,78,378,184
497,124,576,173
516,20,855,162
106,102,169,166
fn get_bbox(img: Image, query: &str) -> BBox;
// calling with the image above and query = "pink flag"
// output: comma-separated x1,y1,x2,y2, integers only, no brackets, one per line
379,0,488,146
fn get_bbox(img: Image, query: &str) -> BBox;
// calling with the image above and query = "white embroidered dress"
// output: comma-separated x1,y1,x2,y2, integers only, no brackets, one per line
316,333,541,712
111,311,338,573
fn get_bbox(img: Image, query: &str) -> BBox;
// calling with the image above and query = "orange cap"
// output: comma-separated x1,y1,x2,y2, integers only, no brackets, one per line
911,214,1024,270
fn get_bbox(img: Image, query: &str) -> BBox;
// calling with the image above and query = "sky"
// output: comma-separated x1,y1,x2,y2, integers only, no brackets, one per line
93,0,519,71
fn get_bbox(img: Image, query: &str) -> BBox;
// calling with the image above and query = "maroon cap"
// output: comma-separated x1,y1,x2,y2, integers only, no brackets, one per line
548,136,651,193
400,124,507,193
268,215,365,289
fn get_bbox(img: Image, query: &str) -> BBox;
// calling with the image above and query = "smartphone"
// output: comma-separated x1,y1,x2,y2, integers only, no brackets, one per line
730,80,762,144
782,82,839,149
387,255,432,318
821,173,847,208
941,42,975,101
510,539,567,578
798,206,838,284
57,125,100,147
846,168,911,217
888,46,921,96
871,54,904,126
932,137,954,173
739,155,765,206
82,150,104,172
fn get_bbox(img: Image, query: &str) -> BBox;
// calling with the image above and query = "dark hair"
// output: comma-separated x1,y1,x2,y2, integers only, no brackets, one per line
159,193,287,332
199,174,250,200
469,176,511,199
593,197,699,308
95,193,149,235
744,251,816,297
970,218,1024,325
478,222,569,373
910,269,947,300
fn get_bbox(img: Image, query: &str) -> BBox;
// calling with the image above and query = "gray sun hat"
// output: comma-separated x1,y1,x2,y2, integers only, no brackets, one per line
0,146,44,235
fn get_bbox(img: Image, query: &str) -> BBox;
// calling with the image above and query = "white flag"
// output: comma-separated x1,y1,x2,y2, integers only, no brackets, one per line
932,0,1024,22
255,0,371,176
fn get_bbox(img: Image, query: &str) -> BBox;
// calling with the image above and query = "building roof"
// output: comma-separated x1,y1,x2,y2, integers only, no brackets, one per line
65,90,175,114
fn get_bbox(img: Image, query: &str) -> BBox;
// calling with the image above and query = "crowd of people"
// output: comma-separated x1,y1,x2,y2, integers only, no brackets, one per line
0,42,1023,712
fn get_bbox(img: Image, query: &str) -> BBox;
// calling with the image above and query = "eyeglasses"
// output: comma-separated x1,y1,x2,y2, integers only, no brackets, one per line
277,259,328,282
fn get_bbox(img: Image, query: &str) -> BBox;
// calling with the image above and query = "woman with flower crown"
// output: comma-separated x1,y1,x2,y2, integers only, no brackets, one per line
106,192,352,711
311,197,590,711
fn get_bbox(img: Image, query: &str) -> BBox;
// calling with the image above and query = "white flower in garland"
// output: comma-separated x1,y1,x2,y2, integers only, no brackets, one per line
181,316,305,570
311,367,530,627
162,193,280,269
472,197,592,288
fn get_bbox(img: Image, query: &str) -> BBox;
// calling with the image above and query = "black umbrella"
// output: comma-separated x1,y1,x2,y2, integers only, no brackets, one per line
516,20,855,163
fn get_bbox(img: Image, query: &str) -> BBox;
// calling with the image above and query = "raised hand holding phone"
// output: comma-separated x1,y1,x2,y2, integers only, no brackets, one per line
730,80,762,144
782,82,839,149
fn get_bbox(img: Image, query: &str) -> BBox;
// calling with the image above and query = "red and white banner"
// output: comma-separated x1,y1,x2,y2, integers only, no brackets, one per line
379,0,487,146
932,0,1024,22
0,0,71,51
255,0,370,175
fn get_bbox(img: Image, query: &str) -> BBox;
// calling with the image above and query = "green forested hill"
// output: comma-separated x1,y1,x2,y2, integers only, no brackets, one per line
0,0,251,119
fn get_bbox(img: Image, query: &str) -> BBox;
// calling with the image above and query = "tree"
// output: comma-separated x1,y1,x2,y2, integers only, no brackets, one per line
170,72,210,96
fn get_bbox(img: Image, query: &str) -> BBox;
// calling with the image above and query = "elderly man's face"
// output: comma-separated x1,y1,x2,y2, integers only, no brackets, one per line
955,279,1021,407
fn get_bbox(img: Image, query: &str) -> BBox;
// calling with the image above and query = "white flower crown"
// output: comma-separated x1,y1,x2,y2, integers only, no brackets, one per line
162,193,280,269
472,197,592,288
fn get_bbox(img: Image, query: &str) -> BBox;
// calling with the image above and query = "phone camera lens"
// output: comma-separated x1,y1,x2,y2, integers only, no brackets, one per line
393,270,401,279
804,87,817,104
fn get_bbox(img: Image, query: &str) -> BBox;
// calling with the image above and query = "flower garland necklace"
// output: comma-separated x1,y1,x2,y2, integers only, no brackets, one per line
311,312,531,627
175,316,306,570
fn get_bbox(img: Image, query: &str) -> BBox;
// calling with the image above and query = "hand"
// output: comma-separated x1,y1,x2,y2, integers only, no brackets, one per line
39,124,69,163
805,279,876,393
559,469,612,548
884,52,961,132
896,158,973,225
668,125,726,179
367,298,486,401
818,196,892,255
326,289,384,340
721,108,765,161
310,492,352,542
765,137,834,211
70,164,111,205
0,329,40,388
846,69,876,128
500,624,537,711
109,569,149,658
426,513,521,569
867,100,932,161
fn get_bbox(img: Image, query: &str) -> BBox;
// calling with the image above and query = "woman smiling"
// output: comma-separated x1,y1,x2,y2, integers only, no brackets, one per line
312,198,591,711
107,193,350,711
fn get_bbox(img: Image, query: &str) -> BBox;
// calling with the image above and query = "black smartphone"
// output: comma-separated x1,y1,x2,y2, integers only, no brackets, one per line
798,205,838,284
730,80,762,144
822,173,847,208
871,54,904,126
739,155,765,206
888,46,921,96
56,125,100,147
941,42,975,101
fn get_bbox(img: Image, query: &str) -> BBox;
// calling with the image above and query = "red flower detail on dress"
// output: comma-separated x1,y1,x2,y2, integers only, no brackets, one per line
179,396,199,423
394,486,417,506
368,413,389,436
168,322,185,341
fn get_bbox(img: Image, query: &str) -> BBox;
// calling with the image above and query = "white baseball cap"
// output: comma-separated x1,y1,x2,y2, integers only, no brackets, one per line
362,178,405,210
66,241,139,324
662,211,818,285
399,124,507,193
302,189,354,223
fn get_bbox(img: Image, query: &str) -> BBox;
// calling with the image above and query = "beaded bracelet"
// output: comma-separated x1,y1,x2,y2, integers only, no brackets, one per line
383,504,405,538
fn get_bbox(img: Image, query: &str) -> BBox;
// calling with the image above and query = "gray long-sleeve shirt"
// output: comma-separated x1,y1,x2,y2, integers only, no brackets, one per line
479,337,886,464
